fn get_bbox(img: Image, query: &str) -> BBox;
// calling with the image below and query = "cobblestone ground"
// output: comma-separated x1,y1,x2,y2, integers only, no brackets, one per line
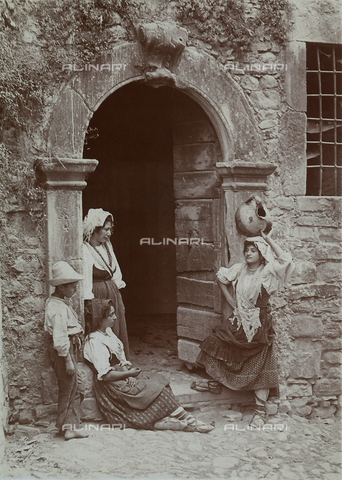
3,320,341,479
2,410,341,480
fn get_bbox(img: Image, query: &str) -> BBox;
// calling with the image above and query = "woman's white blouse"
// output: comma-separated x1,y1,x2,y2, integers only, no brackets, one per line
216,251,294,342
83,241,126,300
217,251,294,295
83,328,129,381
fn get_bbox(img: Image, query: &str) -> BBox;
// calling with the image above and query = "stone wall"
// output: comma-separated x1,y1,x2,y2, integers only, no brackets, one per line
0,281,7,470
267,196,342,419
1,211,47,426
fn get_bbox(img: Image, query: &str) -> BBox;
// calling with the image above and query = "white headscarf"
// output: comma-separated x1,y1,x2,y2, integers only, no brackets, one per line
244,236,274,264
244,235,295,287
83,208,114,242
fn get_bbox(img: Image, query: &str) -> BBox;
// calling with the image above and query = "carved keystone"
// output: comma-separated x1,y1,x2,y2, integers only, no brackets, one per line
137,21,188,86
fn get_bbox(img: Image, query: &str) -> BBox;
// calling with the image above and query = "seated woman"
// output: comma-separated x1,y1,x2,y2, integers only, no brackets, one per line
83,299,214,433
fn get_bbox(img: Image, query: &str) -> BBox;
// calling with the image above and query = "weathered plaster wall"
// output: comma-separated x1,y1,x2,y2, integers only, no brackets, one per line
288,0,341,43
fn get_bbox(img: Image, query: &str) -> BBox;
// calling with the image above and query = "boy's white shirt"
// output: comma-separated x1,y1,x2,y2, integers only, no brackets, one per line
44,297,83,357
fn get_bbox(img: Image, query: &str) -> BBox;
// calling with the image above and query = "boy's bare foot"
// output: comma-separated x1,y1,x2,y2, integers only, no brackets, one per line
64,428,89,440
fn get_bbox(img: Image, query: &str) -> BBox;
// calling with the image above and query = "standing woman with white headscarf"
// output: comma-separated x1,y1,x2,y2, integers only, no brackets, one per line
83,208,130,358
197,230,295,427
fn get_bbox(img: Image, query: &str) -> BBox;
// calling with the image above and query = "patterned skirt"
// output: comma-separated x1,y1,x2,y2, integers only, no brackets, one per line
197,311,279,391
94,374,180,430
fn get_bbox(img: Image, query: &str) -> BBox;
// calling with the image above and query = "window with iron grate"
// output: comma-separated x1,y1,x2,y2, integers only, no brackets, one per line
306,43,342,196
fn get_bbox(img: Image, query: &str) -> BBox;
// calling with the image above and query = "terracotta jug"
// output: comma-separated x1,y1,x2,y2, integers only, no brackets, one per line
235,195,272,237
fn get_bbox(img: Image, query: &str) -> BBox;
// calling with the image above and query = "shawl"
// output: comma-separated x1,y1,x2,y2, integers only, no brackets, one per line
84,241,116,277
232,265,265,342
218,237,295,342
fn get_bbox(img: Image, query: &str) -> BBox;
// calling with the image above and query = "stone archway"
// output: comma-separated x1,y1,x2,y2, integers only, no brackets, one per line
37,23,275,364
45,39,262,162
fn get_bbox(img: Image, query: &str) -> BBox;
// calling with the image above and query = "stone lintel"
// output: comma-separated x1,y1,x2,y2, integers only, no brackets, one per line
215,161,276,191
35,158,99,191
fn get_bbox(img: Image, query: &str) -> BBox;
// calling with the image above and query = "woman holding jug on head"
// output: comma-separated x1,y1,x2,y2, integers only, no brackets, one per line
197,229,295,427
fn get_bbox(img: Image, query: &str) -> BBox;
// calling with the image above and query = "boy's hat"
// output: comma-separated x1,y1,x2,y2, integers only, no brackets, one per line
49,261,83,287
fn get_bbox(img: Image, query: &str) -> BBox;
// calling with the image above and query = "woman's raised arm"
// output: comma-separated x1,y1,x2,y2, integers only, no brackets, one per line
261,230,284,258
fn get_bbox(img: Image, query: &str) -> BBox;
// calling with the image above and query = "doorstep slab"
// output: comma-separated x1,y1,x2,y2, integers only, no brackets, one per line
170,377,254,406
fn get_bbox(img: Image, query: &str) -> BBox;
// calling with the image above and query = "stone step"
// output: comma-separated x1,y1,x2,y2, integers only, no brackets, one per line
80,380,254,422
170,378,254,408
40,364,255,423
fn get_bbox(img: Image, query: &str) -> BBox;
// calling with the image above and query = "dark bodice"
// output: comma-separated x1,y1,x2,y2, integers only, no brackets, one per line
93,265,112,282
255,285,271,308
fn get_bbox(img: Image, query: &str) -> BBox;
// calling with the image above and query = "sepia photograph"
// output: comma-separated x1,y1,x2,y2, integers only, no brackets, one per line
0,0,341,479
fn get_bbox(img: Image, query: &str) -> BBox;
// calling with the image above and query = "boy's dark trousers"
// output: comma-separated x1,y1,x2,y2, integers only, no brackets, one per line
48,336,82,432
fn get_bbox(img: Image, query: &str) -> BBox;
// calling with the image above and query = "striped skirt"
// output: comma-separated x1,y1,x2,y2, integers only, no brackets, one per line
197,339,278,391
94,381,180,430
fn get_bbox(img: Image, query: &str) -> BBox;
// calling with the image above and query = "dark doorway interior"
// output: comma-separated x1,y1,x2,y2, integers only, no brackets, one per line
83,83,179,345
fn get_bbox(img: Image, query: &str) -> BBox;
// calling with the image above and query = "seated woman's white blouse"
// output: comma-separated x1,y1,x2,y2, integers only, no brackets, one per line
83,328,130,381
217,251,294,295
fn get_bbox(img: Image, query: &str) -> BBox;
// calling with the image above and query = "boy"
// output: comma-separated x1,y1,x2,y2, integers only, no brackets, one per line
45,261,88,440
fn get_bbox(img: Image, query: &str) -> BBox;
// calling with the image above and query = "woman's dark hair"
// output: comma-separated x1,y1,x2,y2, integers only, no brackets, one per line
90,299,115,332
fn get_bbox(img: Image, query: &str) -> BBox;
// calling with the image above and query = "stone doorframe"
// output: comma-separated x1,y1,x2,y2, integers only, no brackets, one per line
36,23,275,321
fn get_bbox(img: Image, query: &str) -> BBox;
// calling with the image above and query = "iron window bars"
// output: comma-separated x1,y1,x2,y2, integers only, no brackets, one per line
306,43,342,196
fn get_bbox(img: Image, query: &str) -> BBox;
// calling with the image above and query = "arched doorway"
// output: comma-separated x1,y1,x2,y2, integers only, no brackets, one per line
42,37,265,366
82,82,223,363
